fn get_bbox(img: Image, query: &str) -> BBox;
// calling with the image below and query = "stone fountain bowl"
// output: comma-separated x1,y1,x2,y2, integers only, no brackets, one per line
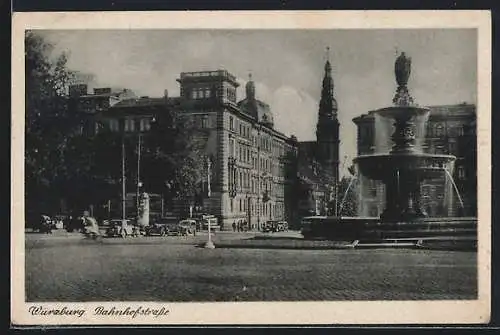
354,152,456,181
375,106,431,119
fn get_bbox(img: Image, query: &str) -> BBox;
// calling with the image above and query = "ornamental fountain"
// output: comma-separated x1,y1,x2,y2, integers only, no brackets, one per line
353,52,456,223
301,52,477,247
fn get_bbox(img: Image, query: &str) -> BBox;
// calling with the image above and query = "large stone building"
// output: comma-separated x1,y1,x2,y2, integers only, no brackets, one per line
353,103,477,218
72,69,298,230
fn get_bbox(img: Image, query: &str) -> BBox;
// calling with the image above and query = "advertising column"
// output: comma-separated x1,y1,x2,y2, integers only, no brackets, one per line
138,192,150,227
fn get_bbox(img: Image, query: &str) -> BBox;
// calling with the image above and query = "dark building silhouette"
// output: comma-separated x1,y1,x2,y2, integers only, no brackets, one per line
316,53,340,189
297,51,341,217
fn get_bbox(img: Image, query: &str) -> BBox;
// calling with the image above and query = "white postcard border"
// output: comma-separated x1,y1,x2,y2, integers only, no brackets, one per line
11,10,492,325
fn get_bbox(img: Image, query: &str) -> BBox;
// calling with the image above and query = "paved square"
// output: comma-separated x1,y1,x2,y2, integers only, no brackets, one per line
25,234,477,302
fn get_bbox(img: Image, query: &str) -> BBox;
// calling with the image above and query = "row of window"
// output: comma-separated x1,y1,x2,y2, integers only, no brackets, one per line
228,165,282,196
229,138,286,177
108,118,152,132
186,85,237,103
229,116,251,139
229,197,284,217
225,87,237,103
191,87,212,100
229,115,288,157
427,124,466,138
187,113,214,129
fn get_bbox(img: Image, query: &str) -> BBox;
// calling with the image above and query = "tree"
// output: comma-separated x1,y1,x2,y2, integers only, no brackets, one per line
25,31,77,215
335,176,358,217
142,109,206,209
283,149,301,227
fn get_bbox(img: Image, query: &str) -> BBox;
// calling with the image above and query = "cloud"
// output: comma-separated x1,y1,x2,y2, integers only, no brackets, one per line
270,86,317,141
39,29,476,172
237,78,317,141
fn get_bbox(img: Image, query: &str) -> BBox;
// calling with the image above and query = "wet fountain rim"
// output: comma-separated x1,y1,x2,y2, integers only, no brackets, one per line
353,152,456,162
374,105,431,118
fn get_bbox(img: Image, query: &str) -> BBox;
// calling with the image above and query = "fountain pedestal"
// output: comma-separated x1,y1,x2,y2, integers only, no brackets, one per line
380,171,427,222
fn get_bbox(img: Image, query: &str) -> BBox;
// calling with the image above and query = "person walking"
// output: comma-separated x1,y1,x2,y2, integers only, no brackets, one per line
232,221,236,232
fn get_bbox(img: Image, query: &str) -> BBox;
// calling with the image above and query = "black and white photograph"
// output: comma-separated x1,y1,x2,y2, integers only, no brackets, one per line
11,11,491,325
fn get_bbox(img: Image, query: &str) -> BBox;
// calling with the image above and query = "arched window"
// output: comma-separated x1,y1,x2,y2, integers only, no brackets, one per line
435,124,445,137
458,166,466,180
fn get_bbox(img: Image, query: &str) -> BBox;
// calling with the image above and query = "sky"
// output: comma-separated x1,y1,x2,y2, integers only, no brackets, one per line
39,29,477,173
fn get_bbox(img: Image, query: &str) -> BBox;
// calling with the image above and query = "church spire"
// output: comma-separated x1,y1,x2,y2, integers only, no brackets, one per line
319,46,337,120
315,47,340,200
325,46,332,71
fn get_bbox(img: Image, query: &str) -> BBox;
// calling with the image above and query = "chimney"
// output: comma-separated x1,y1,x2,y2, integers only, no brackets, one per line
69,84,88,97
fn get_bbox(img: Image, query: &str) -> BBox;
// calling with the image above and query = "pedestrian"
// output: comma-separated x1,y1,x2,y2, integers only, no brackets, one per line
232,221,236,232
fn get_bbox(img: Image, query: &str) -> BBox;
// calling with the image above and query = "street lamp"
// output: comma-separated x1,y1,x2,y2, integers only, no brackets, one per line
204,156,215,249
121,127,126,225
136,133,142,221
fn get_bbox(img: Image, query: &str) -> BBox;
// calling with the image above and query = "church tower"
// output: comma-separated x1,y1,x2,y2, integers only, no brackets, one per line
316,47,340,192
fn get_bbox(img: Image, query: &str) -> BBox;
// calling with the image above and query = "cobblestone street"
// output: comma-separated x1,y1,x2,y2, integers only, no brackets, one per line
25,233,477,302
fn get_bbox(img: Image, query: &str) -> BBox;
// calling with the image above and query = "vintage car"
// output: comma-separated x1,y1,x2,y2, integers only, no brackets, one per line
262,220,277,233
105,219,139,238
144,219,168,236
263,220,288,233
65,216,85,232
164,219,196,236
52,215,66,229
36,215,55,234
178,219,197,235
277,221,289,232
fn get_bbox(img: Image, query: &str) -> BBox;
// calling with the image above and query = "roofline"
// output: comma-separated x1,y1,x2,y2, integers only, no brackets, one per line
352,103,477,124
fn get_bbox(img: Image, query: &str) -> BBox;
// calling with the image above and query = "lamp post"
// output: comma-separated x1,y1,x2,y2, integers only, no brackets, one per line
204,156,215,249
121,131,126,224
136,133,142,221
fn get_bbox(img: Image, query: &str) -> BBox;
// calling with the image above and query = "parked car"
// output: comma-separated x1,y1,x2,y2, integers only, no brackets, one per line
105,219,139,238
178,219,197,235
164,219,196,236
277,221,288,232
65,216,85,232
263,220,288,233
144,220,168,236
36,215,55,234
52,215,66,229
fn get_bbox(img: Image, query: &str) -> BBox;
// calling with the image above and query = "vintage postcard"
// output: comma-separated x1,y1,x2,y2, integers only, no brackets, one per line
11,11,491,325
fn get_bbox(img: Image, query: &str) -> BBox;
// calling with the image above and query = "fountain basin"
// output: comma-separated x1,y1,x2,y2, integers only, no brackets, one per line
300,216,477,246
354,153,456,181
375,106,430,119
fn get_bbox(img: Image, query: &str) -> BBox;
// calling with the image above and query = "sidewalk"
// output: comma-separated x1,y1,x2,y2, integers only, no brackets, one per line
25,228,96,240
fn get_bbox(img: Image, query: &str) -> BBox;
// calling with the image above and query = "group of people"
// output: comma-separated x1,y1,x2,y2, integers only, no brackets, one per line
232,220,256,232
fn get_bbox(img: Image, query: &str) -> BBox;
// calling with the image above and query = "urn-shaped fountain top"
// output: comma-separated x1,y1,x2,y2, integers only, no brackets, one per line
395,52,412,87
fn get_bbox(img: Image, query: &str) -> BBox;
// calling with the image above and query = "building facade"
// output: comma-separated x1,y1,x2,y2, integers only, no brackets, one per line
353,103,477,218
79,69,297,230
